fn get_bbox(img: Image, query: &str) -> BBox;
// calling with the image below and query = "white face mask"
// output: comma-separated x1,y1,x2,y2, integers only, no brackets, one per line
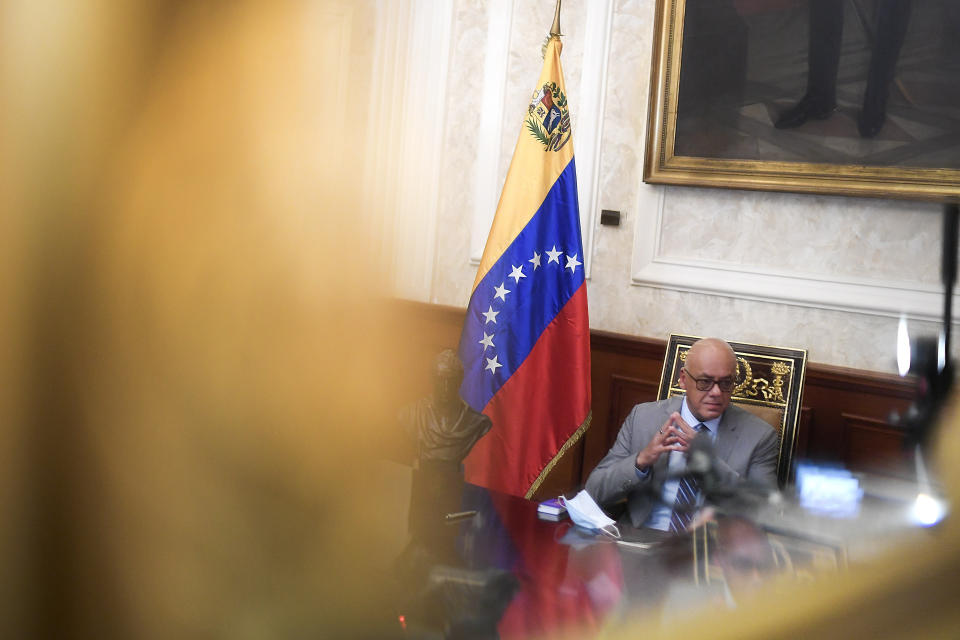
560,490,620,539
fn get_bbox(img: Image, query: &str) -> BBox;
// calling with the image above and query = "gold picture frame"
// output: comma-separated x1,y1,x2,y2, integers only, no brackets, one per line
643,0,960,202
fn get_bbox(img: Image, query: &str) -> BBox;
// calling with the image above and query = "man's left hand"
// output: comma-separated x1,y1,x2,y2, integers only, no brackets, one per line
672,414,700,443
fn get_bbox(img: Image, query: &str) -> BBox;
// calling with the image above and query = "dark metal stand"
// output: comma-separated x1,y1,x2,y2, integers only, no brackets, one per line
897,203,958,449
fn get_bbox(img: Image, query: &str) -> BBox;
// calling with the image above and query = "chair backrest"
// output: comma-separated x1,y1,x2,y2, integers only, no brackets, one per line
656,334,807,488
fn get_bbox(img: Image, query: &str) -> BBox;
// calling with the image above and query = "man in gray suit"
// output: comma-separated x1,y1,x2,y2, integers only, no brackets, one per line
585,338,778,532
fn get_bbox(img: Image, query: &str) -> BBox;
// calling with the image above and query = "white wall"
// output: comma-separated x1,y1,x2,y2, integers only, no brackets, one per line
370,0,951,373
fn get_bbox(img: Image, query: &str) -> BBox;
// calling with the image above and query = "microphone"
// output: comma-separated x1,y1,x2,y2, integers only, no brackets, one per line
686,434,726,497
682,435,777,514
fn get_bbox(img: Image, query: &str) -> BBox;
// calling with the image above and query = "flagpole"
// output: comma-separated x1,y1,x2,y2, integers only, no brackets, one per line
550,0,562,37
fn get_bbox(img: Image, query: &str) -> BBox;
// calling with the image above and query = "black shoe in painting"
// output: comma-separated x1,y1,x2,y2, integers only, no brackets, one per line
775,96,837,129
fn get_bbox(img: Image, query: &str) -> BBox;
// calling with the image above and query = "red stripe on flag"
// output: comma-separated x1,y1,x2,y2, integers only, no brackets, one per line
464,284,590,496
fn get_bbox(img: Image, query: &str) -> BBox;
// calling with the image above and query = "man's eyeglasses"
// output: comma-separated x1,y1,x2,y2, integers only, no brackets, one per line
682,368,735,393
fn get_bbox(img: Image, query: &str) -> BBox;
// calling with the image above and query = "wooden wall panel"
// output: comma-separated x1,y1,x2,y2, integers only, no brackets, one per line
841,412,916,478
390,301,922,499
800,364,916,475
584,331,666,484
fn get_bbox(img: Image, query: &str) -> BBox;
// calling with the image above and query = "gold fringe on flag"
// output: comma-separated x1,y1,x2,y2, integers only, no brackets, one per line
525,409,592,499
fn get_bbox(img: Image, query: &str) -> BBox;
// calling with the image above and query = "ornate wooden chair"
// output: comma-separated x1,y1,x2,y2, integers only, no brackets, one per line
656,334,807,488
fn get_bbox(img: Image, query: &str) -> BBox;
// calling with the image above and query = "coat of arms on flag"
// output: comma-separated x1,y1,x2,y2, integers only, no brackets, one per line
527,82,571,152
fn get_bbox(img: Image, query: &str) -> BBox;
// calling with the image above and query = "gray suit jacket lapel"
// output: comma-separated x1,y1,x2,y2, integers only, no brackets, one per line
715,410,740,462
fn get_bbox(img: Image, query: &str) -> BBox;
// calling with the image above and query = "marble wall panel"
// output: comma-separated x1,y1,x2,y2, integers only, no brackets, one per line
657,188,942,285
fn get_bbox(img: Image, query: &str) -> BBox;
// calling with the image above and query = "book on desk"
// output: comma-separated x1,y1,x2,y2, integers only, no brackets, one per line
537,497,567,520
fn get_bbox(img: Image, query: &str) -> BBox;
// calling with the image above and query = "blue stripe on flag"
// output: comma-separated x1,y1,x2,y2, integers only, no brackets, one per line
458,159,583,411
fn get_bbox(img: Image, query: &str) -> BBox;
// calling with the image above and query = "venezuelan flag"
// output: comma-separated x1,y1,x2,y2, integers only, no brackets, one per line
458,34,591,499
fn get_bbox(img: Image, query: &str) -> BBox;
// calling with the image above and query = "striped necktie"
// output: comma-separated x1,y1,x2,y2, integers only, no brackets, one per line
669,423,704,533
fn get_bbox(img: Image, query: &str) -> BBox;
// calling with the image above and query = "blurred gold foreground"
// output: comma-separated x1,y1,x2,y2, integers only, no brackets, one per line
3,1,960,638
2,1,405,637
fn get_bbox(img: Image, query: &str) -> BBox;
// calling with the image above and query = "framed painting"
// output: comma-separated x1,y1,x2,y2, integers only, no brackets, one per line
643,0,960,201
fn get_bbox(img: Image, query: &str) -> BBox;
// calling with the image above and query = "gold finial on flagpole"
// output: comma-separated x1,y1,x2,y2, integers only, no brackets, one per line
549,0,562,37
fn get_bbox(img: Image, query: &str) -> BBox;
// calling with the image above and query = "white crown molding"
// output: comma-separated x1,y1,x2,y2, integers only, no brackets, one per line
362,2,408,260
398,0,454,301
631,187,958,323
364,1,454,302
575,0,614,279
469,0,515,264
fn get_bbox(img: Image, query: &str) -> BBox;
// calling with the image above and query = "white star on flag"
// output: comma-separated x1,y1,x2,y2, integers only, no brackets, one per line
565,253,582,273
478,332,495,350
529,251,541,270
546,246,562,264
493,282,511,301
482,306,499,324
508,264,526,283
485,355,503,374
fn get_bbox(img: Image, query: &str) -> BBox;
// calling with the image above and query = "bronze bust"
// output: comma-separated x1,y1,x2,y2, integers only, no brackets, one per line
400,349,492,466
